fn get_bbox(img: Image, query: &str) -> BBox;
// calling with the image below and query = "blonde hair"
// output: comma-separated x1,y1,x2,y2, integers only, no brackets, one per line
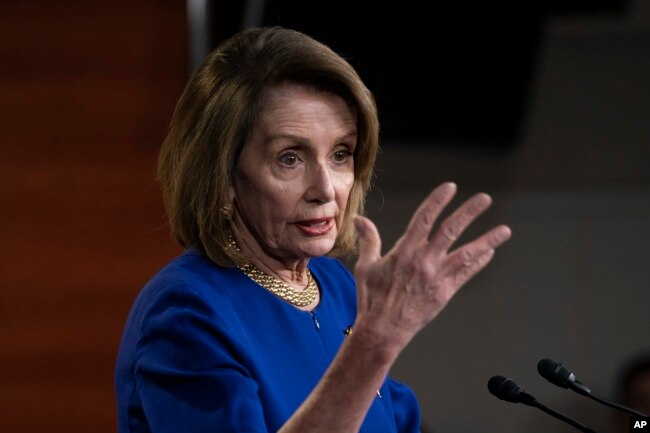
157,26,379,267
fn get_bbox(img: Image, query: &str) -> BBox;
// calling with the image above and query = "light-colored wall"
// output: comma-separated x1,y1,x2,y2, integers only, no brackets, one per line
364,5,650,432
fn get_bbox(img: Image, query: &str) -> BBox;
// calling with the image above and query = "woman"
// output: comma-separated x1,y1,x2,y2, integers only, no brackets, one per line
115,26,511,432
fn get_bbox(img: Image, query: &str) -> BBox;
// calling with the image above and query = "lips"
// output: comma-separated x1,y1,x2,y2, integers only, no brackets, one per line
294,218,334,236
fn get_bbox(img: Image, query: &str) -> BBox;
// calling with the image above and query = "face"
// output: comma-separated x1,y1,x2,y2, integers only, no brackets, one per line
231,83,357,262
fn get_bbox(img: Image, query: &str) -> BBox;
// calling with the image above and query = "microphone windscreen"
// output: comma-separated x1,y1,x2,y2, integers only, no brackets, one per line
537,358,572,388
488,376,521,403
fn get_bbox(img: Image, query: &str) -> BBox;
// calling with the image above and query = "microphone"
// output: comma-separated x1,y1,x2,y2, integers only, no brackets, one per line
488,376,598,433
538,358,648,417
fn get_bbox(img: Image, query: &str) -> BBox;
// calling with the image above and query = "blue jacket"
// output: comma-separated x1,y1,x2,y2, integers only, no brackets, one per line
115,249,420,432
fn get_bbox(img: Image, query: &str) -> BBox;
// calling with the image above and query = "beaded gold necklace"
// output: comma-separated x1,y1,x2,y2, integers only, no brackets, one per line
238,262,319,307
229,235,319,307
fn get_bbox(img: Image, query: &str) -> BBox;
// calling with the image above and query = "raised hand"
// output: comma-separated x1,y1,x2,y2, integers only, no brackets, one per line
353,182,512,351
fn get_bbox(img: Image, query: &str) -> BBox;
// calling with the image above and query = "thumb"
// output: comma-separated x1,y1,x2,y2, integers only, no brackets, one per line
354,215,382,274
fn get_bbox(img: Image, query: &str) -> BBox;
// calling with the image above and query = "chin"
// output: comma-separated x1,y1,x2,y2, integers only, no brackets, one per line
295,236,337,258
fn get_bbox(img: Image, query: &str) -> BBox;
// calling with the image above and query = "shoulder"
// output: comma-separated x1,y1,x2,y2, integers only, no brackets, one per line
309,256,357,307
138,249,242,305
148,248,232,288
124,249,245,337
309,256,356,290
309,256,354,279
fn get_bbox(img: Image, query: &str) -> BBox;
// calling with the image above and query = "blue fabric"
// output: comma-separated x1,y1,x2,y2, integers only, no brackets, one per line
115,249,420,432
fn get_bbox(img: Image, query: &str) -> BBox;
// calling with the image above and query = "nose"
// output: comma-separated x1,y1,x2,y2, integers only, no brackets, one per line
305,162,335,204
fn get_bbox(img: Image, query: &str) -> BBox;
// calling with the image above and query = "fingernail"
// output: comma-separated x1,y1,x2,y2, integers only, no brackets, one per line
496,226,511,242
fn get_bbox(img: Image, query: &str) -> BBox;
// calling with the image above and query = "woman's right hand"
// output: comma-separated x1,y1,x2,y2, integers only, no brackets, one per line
352,182,511,353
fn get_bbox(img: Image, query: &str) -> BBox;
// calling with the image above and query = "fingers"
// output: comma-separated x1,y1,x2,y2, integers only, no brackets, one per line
354,216,382,277
451,247,496,288
401,182,457,249
428,192,492,254
444,224,511,277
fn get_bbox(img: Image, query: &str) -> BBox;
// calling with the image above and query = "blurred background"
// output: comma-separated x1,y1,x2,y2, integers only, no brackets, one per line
1,1,649,432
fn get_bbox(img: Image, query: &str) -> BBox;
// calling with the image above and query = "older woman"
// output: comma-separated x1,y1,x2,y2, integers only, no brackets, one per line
115,26,511,432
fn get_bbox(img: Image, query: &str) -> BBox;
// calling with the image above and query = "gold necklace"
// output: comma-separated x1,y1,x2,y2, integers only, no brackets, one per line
238,262,319,307
228,235,319,307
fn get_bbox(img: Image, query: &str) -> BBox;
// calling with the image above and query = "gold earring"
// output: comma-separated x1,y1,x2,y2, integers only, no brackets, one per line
221,203,234,219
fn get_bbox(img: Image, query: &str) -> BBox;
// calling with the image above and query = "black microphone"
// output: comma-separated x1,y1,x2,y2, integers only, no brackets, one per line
538,358,648,417
488,375,598,433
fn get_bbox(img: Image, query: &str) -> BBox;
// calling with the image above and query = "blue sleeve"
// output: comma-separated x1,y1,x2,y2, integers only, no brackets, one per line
388,378,421,433
134,284,269,433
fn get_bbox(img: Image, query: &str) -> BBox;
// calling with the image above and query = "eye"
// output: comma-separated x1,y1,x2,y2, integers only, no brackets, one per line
332,149,353,164
278,151,300,167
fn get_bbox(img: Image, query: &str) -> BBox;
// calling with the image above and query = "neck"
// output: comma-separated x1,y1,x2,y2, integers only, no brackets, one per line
230,217,310,287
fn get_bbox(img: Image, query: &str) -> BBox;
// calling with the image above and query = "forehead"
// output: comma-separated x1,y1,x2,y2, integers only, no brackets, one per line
254,83,356,132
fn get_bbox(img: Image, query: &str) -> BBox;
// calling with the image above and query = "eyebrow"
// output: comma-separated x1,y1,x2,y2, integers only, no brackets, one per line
269,131,358,146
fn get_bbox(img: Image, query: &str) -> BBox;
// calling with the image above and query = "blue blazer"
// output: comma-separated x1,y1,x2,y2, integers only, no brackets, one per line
115,249,420,432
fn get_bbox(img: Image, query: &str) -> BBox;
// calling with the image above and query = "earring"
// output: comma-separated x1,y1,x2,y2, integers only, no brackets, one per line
220,203,234,219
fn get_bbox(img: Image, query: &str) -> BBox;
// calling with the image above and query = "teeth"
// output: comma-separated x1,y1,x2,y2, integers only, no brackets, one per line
303,220,327,227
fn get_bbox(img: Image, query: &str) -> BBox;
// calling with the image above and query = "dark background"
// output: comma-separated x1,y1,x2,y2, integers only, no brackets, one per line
212,0,626,147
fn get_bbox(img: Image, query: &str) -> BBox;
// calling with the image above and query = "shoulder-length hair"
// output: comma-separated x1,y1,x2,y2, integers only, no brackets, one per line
157,26,379,267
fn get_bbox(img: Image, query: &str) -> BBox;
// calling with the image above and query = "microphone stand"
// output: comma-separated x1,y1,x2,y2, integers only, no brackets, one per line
530,400,598,433
576,383,648,417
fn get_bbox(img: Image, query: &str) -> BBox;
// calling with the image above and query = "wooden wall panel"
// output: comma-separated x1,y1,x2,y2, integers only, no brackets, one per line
0,2,187,432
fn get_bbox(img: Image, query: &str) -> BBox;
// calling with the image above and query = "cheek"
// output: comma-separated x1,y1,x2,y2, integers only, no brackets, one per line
256,184,308,233
335,172,355,210
237,171,289,208
253,188,293,224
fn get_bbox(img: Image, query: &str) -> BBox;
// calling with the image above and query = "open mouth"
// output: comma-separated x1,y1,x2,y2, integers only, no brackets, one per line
294,218,334,236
